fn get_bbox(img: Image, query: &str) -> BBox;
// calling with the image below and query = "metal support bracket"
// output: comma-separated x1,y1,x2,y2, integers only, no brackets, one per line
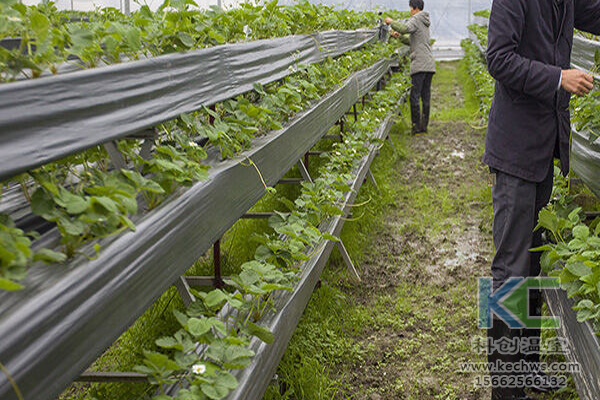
297,159,313,184
103,141,127,170
174,276,195,307
336,240,361,282
367,169,379,190
386,134,396,151
241,212,276,219
76,372,148,383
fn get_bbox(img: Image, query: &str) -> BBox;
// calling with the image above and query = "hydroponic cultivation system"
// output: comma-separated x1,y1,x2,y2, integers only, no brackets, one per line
0,1,411,400
4,1,600,400
464,16,600,400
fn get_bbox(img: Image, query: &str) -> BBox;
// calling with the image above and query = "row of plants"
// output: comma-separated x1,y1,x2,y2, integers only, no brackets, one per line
467,23,488,49
533,166,600,333
0,33,400,292
473,9,490,19
571,48,600,143
0,0,405,81
535,36,600,333
136,70,410,400
461,35,494,119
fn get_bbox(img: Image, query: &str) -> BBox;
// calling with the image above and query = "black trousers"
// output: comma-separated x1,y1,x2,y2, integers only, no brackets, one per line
410,72,434,133
488,163,554,399
490,163,554,290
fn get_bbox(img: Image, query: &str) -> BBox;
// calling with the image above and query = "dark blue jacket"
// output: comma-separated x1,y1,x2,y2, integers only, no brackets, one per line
484,0,600,182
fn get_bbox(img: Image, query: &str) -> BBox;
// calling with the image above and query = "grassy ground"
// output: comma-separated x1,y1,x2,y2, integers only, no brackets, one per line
263,61,581,400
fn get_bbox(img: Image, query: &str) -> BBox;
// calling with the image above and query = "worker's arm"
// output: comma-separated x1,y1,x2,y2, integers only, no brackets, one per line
385,17,417,34
574,0,600,35
487,0,562,103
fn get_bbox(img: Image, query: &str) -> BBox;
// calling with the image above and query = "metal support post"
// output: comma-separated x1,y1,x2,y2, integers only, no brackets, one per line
174,276,195,307
213,240,224,288
336,240,361,282
366,169,379,190
103,141,127,170
297,159,313,184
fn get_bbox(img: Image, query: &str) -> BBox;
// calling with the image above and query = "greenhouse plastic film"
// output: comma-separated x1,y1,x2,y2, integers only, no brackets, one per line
545,287,600,400
571,128,600,199
167,112,398,400
572,35,600,79
0,29,377,182
0,58,391,400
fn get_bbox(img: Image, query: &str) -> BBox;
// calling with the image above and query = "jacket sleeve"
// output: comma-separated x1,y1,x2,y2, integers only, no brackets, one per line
391,18,417,34
486,0,561,104
575,0,600,35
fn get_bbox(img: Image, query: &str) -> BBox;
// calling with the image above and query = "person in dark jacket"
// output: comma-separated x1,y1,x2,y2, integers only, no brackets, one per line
485,0,600,399
385,0,436,134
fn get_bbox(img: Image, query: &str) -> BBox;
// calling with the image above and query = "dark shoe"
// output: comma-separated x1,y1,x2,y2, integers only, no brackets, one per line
492,387,529,400
489,319,528,400
526,370,563,393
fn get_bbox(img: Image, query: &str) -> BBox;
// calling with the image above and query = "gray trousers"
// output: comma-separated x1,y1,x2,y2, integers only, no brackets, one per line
491,163,554,290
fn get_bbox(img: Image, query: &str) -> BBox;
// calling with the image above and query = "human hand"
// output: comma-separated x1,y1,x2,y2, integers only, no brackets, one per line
384,17,393,25
561,69,594,96
391,31,400,38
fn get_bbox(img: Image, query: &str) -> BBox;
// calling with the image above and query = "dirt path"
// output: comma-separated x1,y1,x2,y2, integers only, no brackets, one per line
267,61,578,400
332,61,493,400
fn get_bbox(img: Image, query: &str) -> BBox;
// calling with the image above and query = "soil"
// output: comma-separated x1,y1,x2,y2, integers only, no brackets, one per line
325,62,578,400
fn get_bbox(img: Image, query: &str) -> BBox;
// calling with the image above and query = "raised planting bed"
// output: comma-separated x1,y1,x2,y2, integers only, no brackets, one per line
167,111,402,400
545,288,600,400
0,29,377,181
0,59,393,400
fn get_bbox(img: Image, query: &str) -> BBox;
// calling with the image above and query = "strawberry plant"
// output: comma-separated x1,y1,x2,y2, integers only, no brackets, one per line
571,49,600,143
0,33,398,290
461,36,494,119
532,167,600,332
138,72,411,400
468,23,488,49
0,0,407,82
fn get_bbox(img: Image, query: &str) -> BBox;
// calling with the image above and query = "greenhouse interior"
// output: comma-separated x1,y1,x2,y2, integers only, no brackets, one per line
1,0,600,400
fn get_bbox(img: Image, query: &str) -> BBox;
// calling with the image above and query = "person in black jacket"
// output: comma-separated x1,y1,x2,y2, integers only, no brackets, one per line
485,0,600,399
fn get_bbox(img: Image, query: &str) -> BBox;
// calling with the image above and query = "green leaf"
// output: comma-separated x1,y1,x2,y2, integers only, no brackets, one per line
322,232,339,242
156,336,184,350
575,299,595,310
566,261,592,277
177,32,195,47
536,209,559,233
207,29,225,44
173,309,189,327
123,27,141,52
215,371,238,389
33,248,67,264
57,188,88,215
0,277,23,291
30,11,50,42
247,322,274,344
573,225,590,240
30,188,54,216
91,196,118,213
201,383,229,400
187,318,212,336
204,289,227,308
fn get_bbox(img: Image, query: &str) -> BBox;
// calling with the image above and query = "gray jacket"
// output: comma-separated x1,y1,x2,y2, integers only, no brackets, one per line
391,12,436,75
